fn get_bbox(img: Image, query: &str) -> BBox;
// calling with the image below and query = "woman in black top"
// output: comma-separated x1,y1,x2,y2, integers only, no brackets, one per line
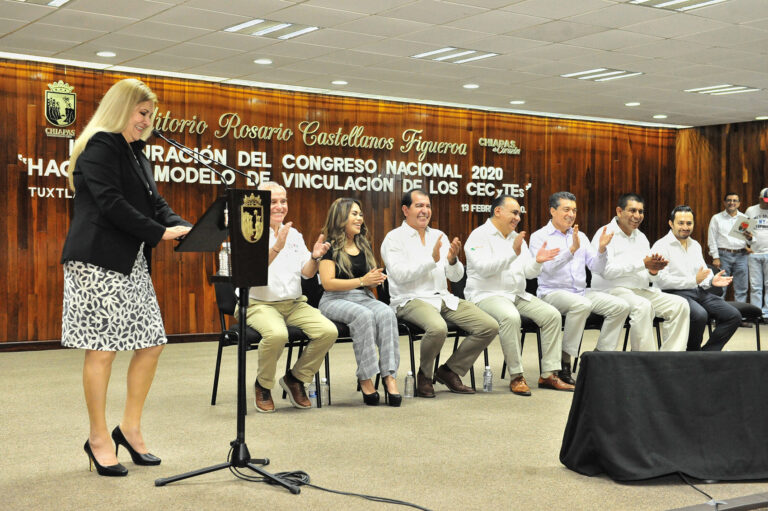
61,78,191,476
318,198,402,406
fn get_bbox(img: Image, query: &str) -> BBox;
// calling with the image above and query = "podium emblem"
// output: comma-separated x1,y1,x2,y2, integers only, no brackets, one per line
45,80,76,127
240,193,264,243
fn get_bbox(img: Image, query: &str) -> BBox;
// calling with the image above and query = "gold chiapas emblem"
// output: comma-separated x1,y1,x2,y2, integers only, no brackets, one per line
240,193,264,243
44,80,76,127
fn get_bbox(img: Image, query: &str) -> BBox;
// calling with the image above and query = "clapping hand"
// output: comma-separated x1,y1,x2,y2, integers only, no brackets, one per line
696,265,711,284
360,268,387,287
272,222,292,252
432,237,442,263
512,231,527,256
597,226,614,253
643,253,668,274
536,241,560,263
447,237,461,265
711,269,733,288
311,233,331,259
570,225,581,254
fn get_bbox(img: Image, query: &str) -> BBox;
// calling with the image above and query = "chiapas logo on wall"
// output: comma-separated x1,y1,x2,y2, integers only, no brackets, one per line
44,80,76,138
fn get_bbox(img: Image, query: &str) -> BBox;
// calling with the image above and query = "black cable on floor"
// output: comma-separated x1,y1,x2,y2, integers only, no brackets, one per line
227,448,433,511
677,472,724,510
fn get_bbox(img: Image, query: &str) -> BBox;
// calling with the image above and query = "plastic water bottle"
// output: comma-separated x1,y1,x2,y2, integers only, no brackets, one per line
483,366,493,392
319,377,330,406
403,371,415,398
307,381,318,408
218,242,230,276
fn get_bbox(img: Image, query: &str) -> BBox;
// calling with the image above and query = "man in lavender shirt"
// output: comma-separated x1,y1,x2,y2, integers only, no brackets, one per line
529,192,630,383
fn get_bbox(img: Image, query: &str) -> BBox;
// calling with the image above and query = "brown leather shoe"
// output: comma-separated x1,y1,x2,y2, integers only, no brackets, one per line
509,376,531,396
435,364,475,394
416,369,435,398
253,380,275,413
538,374,575,392
279,373,311,409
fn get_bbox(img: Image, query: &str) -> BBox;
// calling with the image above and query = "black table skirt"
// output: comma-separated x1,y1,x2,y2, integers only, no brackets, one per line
560,351,768,481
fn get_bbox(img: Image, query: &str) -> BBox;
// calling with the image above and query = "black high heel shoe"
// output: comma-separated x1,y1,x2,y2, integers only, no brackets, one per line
84,440,128,477
361,390,380,406
112,426,161,466
381,378,402,407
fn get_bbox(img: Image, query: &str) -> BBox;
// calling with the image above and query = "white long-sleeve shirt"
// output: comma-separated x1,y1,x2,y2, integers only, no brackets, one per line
529,220,607,297
707,210,747,259
590,218,658,292
247,226,311,302
464,219,541,303
380,221,463,311
651,230,713,290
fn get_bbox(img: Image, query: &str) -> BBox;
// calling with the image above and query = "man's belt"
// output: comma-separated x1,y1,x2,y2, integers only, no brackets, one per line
719,248,747,253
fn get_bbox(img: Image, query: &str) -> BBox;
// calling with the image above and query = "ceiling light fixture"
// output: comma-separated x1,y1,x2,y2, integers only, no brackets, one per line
412,47,498,65
253,58,272,65
653,114,668,119
223,19,319,40
224,19,265,32
96,51,116,58
331,80,348,85
562,68,642,82
627,0,728,11
509,100,526,105
756,116,768,120
684,84,761,95
278,26,319,39
463,83,479,89
625,102,641,106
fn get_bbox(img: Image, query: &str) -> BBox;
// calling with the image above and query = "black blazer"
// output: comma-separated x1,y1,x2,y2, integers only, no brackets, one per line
61,131,191,275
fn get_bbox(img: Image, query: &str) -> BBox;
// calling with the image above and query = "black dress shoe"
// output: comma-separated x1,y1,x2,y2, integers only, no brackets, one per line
112,426,161,466
84,440,128,477
559,362,576,386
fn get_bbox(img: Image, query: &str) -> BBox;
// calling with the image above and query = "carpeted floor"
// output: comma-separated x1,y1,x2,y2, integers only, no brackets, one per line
1,327,767,511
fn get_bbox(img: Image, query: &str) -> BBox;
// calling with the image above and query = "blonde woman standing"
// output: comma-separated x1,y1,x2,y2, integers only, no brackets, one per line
318,198,401,406
61,79,191,476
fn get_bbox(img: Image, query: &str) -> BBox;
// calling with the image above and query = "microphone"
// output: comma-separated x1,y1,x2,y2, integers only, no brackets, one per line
152,130,253,182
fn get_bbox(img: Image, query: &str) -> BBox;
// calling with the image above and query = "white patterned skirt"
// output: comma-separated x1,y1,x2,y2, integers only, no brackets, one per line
61,246,167,351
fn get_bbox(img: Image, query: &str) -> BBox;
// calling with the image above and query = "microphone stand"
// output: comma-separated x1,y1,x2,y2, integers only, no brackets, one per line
153,132,299,494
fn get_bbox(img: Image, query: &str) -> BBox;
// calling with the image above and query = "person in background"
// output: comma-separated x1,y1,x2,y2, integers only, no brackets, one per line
745,188,768,322
707,192,749,304
318,198,401,406
239,182,337,413
61,78,192,476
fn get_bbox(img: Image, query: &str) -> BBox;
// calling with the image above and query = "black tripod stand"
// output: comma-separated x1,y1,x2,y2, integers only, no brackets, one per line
155,190,299,493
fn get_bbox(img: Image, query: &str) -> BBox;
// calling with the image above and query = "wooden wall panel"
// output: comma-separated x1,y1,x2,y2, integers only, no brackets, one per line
1,59,684,344
676,123,768,250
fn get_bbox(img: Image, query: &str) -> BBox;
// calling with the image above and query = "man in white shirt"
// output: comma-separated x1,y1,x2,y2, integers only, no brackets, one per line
529,192,629,384
590,193,689,352
381,189,498,398
707,193,749,302
239,182,337,413
652,206,740,351
464,195,574,396
745,188,768,321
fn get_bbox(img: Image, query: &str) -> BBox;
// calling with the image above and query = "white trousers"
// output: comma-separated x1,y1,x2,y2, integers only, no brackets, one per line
605,287,689,352
542,290,630,357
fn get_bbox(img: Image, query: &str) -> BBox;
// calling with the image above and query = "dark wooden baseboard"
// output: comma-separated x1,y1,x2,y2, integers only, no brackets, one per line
0,333,218,352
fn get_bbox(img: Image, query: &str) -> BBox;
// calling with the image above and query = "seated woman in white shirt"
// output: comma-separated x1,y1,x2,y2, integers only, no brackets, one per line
318,198,402,406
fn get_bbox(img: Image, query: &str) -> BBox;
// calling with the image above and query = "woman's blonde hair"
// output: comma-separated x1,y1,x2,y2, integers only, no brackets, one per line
321,198,377,278
67,78,157,190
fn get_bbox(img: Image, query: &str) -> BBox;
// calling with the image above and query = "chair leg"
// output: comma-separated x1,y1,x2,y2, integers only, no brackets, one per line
536,329,543,375
572,334,584,374
432,355,440,384
408,333,417,378
756,318,762,351
211,339,226,406
622,324,630,351
483,348,489,367
655,322,662,349
324,352,331,405
315,370,322,408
